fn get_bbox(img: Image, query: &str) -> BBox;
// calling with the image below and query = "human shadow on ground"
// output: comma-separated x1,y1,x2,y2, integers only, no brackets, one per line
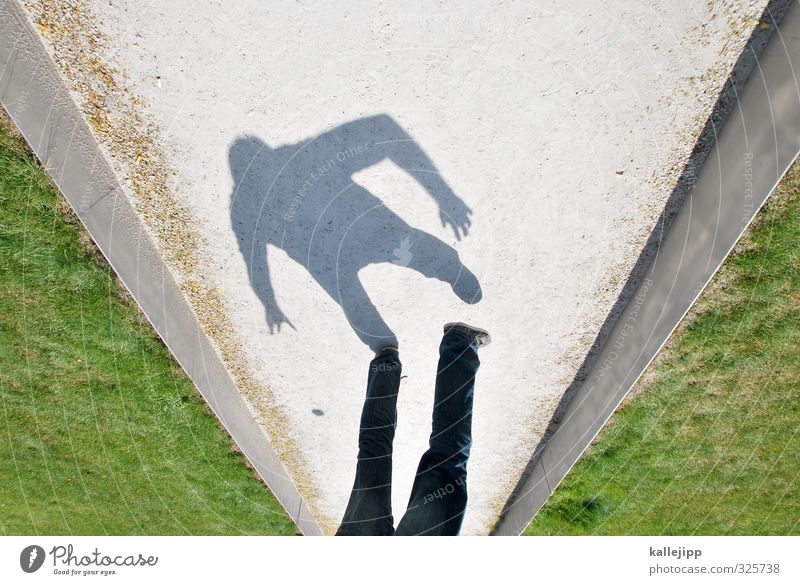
229,114,482,352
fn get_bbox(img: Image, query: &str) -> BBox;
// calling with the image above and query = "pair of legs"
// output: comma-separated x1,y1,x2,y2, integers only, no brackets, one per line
336,324,486,536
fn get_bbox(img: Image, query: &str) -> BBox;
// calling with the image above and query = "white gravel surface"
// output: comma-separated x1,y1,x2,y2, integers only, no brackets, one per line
24,0,769,533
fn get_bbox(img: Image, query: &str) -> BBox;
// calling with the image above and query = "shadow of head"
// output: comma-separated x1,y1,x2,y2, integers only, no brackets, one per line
227,115,482,351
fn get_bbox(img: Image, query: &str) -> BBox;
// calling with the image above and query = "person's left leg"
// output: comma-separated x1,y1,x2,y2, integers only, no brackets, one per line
336,347,402,535
395,325,485,535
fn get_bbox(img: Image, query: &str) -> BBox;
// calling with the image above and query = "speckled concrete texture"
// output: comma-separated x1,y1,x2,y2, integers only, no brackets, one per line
19,0,770,533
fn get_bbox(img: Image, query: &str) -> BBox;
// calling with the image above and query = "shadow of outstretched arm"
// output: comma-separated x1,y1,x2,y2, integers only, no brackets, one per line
346,114,474,240
250,241,295,333
228,134,297,335
236,222,295,334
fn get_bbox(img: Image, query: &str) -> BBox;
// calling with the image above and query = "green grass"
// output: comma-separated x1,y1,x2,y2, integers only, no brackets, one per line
0,114,298,535
525,159,800,535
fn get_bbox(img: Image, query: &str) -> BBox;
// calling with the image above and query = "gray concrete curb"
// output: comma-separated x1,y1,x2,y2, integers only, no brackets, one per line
494,1,800,535
0,0,322,536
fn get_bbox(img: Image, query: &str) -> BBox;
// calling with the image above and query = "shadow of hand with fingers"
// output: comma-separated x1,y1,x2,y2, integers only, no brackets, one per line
228,114,482,352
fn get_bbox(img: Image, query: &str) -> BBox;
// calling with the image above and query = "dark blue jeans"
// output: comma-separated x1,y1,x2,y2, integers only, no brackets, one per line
336,328,479,536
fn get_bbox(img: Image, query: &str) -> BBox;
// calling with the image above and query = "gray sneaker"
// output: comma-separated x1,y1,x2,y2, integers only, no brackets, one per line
443,322,491,348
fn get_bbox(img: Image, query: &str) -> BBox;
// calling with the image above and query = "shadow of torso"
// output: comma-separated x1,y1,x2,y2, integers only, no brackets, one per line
229,114,481,351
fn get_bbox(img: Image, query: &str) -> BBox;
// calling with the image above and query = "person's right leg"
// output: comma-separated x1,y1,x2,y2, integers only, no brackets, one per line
395,324,487,535
336,347,401,535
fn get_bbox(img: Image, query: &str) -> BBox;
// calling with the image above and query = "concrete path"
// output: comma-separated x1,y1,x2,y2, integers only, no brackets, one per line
496,0,800,534
16,0,770,533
